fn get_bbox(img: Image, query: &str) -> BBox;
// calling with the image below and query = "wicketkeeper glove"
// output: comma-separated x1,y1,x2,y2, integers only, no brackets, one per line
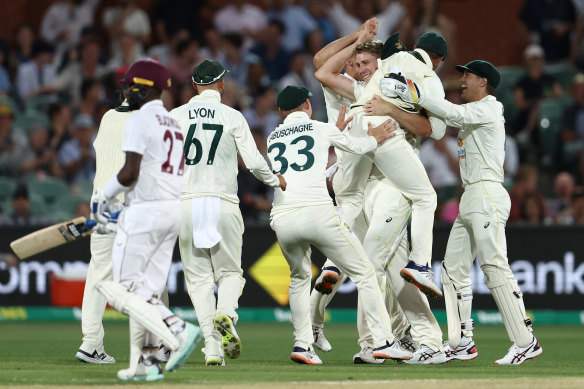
379,67,422,104
91,189,123,228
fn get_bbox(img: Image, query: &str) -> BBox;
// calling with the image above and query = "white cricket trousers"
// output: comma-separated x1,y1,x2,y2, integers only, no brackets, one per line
351,114,437,267
80,233,114,352
271,204,393,350
112,200,181,298
179,198,246,348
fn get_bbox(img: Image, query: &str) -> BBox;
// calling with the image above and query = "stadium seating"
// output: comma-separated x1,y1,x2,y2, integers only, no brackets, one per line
544,62,579,91
0,177,17,202
538,97,573,169
27,177,70,208
13,110,50,133
496,66,525,124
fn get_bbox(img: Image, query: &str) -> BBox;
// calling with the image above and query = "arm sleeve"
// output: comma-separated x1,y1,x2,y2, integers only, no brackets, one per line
40,7,60,43
424,77,447,140
326,124,377,154
233,114,280,187
121,113,149,155
420,96,494,128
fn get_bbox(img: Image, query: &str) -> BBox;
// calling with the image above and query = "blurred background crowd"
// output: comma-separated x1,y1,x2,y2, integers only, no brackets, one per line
0,0,583,228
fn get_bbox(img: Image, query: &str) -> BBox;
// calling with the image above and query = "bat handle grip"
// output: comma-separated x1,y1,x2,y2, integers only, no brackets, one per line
85,219,98,229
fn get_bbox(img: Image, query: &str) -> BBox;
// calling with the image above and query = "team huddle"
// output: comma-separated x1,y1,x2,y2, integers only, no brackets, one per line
75,17,542,381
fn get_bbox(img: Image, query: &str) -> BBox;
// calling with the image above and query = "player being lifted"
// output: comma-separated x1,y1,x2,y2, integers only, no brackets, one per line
382,60,542,365
171,60,286,366
268,85,412,365
312,20,448,363
92,59,202,381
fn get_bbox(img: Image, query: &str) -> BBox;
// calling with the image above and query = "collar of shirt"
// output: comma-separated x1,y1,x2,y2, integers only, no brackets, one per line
413,48,433,70
283,111,310,124
479,95,496,102
140,99,164,111
192,89,221,103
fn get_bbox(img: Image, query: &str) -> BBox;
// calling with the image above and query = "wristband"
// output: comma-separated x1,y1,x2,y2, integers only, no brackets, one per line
104,175,130,199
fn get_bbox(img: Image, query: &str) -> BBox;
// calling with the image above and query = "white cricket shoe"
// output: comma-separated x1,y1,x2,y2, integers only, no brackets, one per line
312,325,332,352
444,336,478,361
495,336,542,365
290,346,322,365
117,356,164,382
165,322,202,372
214,313,242,359
75,348,116,364
398,327,417,352
314,266,341,295
405,345,447,364
205,339,225,366
372,340,413,360
353,347,385,364
154,344,171,363
400,260,443,299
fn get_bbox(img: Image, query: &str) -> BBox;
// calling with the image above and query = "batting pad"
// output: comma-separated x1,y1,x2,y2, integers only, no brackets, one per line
482,266,531,347
96,280,180,350
128,318,146,374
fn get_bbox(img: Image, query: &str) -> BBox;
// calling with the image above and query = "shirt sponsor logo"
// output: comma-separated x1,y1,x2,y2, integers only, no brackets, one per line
458,148,466,159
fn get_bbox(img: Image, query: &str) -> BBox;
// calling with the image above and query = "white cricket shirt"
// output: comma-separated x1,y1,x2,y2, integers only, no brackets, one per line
268,111,377,214
122,99,183,203
171,89,279,203
420,94,506,186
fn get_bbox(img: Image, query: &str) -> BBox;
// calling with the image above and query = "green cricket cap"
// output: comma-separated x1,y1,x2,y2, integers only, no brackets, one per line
416,32,447,59
277,85,312,111
381,32,407,60
455,60,500,89
192,59,229,85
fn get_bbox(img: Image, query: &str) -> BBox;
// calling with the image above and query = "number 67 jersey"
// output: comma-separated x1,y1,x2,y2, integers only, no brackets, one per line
171,90,279,202
267,111,377,215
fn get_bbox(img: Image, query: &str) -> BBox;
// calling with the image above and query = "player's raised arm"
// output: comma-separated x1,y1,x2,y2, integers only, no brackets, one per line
315,19,378,100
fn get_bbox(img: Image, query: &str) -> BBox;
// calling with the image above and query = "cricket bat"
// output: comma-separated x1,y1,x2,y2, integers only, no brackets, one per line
10,217,97,259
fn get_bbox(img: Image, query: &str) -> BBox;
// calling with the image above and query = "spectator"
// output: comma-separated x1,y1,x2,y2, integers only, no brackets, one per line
222,33,261,88
546,172,576,224
327,0,405,40
221,79,247,111
266,0,318,53
58,114,96,184
105,32,145,74
513,44,563,164
20,122,63,179
15,40,58,102
152,0,203,49
176,82,196,106
0,39,12,96
440,184,463,224
102,0,151,58
570,189,584,224
305,0,336,45
519,193,546,225
198,26,226,63
1,185,45,226
167,39,202,102
559,73,584,180
419,129,460,200
72,79,105,124
213,0,267,51
0,103,29,178
9,23,35,71
520,0,576,62
40,0,101,68
242,86,281,140
508,164,547,223
47,103,72,153
250,20,291,82
75,201,91,218
53,38,107,104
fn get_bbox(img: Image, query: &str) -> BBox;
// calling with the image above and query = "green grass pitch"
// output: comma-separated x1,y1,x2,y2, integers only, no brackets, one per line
0,322,582,386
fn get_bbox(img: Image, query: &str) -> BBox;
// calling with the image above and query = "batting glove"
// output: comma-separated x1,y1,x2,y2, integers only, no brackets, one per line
379,69,422,104
91,189,122,226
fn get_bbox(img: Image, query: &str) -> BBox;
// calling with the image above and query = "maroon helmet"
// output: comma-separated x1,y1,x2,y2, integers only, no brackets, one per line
120,59,171,90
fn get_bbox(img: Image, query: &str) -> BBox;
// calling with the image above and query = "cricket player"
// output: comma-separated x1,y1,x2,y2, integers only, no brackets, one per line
382,60,543,365
312,26,447,364
171,59,286,366
316,25,448,298
92,59,202,381
75,96,132,365
268,84,412,365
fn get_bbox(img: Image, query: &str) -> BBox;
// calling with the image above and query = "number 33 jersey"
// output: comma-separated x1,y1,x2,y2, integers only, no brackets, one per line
171,90,279,203
122,100,184,204
267,111,377,214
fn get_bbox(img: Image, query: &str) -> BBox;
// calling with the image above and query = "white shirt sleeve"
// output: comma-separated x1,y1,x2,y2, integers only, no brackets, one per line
122,113,149,155
424,77,447,140
420,96,495,128
326,124,377,154
233,114,280,187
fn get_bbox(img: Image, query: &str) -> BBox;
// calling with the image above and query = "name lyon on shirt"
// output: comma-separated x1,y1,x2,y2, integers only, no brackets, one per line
269,123,314,141
188,107,216,119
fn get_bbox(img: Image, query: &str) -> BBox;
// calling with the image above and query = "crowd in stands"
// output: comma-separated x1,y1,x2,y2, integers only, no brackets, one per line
0,0,583,227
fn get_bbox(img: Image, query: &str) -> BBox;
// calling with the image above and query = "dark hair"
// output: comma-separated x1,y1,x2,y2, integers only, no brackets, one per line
268,19,286,35
81,79,100,100
222,33,243,49
176,39,197,56
32,40,54,57
48,103,64,119
486,84,496,96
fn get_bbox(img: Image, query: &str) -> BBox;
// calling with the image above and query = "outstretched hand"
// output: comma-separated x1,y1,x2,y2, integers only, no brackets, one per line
368,119,398,144
335,106,353,131
277,174,287,191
